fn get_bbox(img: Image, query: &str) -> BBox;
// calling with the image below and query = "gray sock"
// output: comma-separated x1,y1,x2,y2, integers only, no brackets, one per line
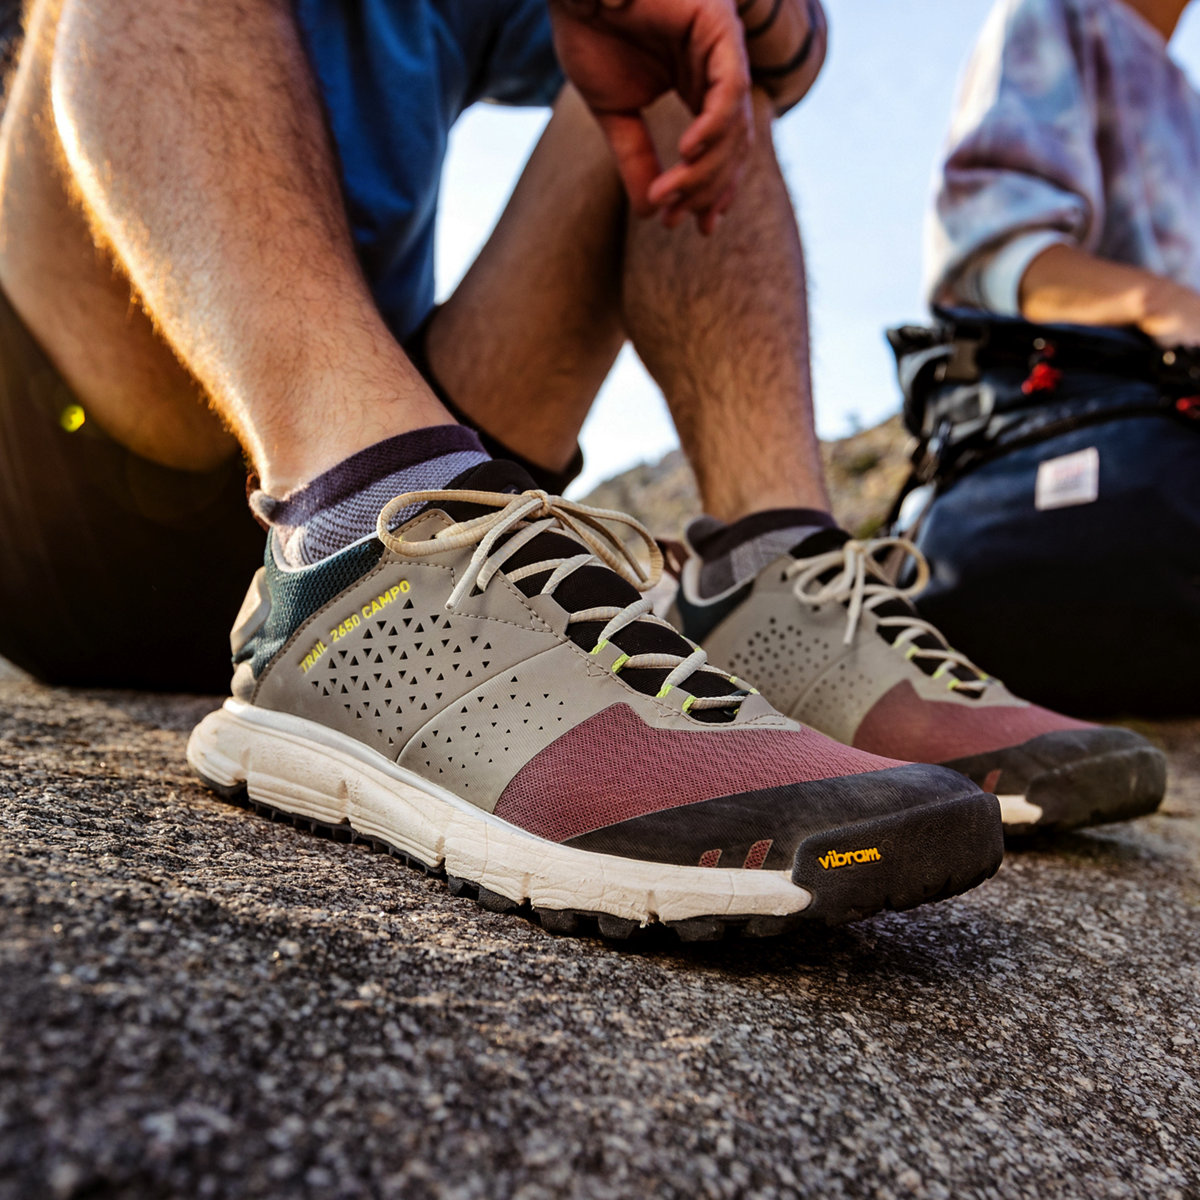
688,508,838,598
252,425,489,567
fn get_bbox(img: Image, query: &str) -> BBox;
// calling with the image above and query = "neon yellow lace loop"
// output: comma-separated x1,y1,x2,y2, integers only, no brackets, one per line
786,537,993,698
377,488,747,714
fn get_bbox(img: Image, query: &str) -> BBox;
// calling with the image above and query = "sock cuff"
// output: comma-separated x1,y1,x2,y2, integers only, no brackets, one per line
252,425,486,526
690,507,836,564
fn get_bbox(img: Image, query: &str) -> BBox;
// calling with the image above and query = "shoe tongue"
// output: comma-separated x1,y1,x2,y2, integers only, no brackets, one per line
790,526,850,558
441,456,541,507
423,458,742,721
435,457,610,586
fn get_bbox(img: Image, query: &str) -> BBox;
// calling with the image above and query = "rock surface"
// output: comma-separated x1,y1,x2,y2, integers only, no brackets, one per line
2,680,1199,1199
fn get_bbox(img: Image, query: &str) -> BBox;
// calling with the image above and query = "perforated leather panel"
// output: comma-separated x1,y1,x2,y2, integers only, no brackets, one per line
699,574,890,744
698,559,1033,746
396,641,621,810
252,554,556,760
252,533,835,817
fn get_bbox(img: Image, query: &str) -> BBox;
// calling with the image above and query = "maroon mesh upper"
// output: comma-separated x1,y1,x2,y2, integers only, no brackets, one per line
852,680,1091,762
493,703,902,843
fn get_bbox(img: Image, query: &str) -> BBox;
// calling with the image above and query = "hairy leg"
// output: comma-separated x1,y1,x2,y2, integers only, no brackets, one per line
0,0,236,471
40,0,448,495
427,86,827,519
424,86,627,477
623,90,829,521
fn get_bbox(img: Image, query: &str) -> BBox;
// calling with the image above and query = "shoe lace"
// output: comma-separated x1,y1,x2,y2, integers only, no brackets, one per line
378,488,753,714
785,536,993,697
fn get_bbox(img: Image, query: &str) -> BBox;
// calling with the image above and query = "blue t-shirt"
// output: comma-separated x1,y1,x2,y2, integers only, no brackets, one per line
295,0,563,339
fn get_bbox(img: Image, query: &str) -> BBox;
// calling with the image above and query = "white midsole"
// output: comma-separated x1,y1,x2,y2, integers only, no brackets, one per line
997,793,1044,827
186,699,812,925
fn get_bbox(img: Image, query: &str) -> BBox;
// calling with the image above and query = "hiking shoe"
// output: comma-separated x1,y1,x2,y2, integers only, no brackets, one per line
187,462,1003,938
671,525,1166,836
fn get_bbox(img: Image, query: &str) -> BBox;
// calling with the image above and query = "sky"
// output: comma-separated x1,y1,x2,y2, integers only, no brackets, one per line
436,0,1200,494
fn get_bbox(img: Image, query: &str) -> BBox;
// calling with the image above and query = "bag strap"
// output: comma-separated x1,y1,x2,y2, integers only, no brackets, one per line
884,311,1200,538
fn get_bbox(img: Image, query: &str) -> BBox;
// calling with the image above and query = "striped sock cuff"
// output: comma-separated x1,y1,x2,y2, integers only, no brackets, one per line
253,425,490,567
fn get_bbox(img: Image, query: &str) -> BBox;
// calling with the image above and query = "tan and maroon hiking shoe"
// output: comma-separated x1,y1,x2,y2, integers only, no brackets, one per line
671,525,1166,836
187,462,1002,939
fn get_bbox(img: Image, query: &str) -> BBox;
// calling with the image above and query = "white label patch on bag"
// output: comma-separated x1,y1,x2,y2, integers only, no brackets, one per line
1035,447,1099,511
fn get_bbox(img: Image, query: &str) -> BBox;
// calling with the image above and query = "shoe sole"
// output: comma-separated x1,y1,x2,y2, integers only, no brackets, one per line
188,700,1001,940
791,792,1003,925
996,746,1167,836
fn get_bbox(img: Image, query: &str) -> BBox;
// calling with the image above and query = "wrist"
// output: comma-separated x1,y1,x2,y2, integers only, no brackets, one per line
1136,274,1183,329
739,0,824,108
738,0,793,44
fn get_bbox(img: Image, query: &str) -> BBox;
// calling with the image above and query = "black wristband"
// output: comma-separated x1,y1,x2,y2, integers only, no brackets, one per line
744,0,784,38
749,0,822,82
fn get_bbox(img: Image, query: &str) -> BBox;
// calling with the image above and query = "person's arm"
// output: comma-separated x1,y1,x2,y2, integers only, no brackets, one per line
737,0,827,114
926,0,1103,313
1019,242,1200,347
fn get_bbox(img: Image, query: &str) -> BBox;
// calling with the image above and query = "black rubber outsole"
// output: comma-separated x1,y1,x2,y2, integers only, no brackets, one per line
197,773,1003,942
792,790,1005,925
1004,746,1167,837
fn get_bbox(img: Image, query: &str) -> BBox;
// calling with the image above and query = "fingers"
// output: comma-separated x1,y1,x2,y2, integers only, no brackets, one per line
677,8,752,164
648,106,750,232
594,111,664,218
656,147,745,231
647,4,753,233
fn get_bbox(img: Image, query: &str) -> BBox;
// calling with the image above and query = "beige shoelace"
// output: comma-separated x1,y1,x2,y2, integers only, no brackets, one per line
785,537,992,696
378,488,751,713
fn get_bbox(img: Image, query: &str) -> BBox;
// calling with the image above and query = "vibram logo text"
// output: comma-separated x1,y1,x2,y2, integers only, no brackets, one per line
818,847,882,870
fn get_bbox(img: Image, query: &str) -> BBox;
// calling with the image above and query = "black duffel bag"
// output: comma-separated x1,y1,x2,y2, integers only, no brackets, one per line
887,308,1200,717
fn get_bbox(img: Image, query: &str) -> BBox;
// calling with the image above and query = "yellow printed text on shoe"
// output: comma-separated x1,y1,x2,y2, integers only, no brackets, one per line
360,581,409,620
300,582,411,673
300,639,328,674
818,847,882,870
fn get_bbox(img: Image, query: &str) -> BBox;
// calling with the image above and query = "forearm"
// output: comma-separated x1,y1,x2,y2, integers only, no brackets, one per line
1019,242,1200,344
737,0,826,114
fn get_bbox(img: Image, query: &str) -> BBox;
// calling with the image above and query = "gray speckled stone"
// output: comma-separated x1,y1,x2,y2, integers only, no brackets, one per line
1,680,1198,1200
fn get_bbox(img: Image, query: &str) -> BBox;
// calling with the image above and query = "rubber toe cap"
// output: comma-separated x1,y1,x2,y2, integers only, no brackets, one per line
563,762,991,871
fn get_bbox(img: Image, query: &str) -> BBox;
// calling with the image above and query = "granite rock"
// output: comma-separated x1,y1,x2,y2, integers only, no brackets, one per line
2,681,1198,1199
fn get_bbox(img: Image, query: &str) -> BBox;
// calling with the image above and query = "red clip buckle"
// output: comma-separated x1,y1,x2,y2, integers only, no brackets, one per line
1021,362,1063,395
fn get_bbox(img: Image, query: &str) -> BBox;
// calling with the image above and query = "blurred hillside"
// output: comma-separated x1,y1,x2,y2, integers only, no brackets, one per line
581,413,910,541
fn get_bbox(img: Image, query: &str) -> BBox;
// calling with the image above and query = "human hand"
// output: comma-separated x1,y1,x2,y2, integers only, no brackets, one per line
1139,278,1200,349
1019,245,1200,347
547,0,752,234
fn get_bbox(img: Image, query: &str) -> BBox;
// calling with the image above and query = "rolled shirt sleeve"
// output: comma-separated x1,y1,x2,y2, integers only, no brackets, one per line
925,0,1105,314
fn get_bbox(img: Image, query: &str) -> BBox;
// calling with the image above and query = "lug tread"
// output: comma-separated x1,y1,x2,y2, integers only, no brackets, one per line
202,780,1000,940
203,783,826,942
